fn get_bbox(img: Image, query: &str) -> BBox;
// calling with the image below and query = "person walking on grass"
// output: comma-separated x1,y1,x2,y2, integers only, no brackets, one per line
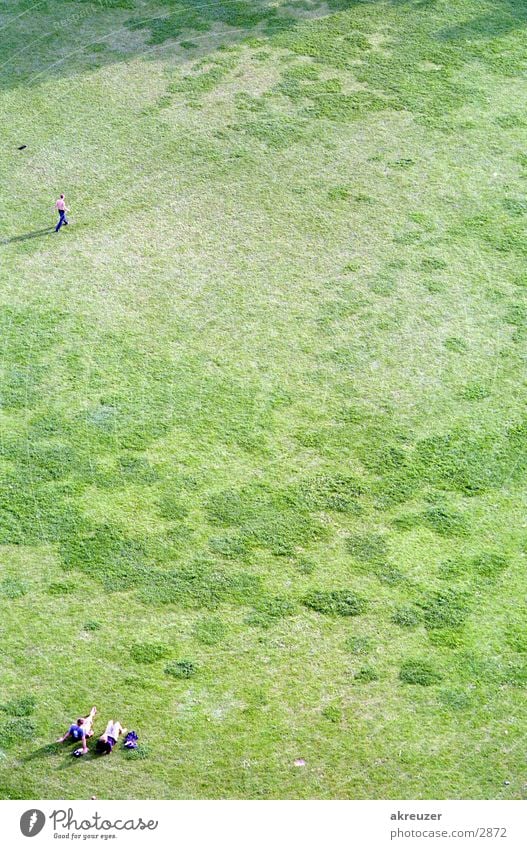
56,706,97,754
54,193,70,232
96,719,127,755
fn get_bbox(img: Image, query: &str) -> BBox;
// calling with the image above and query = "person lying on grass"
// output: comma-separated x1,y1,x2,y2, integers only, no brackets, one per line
96,719,126,755
56,706,97,754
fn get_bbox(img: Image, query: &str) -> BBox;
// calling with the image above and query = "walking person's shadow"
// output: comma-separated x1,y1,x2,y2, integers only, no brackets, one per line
0,227,55,246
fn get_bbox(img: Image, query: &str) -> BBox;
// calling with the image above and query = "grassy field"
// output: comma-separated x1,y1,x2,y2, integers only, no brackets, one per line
0,0,526,800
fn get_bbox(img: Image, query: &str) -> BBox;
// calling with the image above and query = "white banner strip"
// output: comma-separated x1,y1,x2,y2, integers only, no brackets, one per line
1,800,525,848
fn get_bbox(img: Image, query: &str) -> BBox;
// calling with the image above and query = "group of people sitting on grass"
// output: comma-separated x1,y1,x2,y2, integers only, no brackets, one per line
57,707,134,756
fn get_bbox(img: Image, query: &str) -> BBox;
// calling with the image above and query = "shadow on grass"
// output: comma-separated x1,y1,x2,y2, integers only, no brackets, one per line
0,0,331,91
0,227,55,246
434,0,527,42
21,742,65,763
23,741,102,766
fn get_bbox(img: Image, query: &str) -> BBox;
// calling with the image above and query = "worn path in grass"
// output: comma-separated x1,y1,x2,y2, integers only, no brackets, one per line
0,0,526,799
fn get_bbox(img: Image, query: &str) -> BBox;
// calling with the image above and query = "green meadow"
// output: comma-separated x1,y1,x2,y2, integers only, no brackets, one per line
0,0,526,799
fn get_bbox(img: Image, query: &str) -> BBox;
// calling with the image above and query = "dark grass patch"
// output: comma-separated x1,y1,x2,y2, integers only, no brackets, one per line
246,596,296,628
353,666,379,683
375,564,406,585
416,588,469,630
505,624,527,654
0,695,36,716
117,454,159,485
358,440,411,476
300,474,365,514
428,628,466,648
60,523,150,589
0,365,41,408
391,605,421,628
235,112,312,149
453,651,497,683
444,336,468,353
130,643,171,664
128,11,210,45
294,428,325,448
437,557,467,580
371,465,421,509
123,742,150,759
399,659,442,686
394,505,468,537
208,533,250,559
421,256,447,271
390,158,414,169
122,676,153,691
193,616,227,646
157,491,189,521
495,113,525,129
459,382,491,401
415,433,493,495
369,275,396,296
502,197,527,217
164,660,197,679
138,558,261,609
82,621,101,632
0,718,36,747
307,91,392,123
343,259,361,272
0,478,82,546
438,688,472,711
471,553,509,579
499,659,527,687
346,532,387,564
47,582,76,596
344,635,372,655
424,279,445,294
327,186,351,202
205,486,325,556
295,557,316,575
321,704,341,722
303,589,366,617
0,578,27,598
504,302,527,327
169,55,238,99
439,552,509,583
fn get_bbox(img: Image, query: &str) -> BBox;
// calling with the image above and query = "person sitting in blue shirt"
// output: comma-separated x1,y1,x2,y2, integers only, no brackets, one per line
56,706,97,754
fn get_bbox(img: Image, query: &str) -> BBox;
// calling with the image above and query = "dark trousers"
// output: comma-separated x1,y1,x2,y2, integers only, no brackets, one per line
55,210,68,231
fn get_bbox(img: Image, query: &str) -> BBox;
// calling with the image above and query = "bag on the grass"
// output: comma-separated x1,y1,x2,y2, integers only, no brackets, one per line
124,731,138,749
72,747,85,757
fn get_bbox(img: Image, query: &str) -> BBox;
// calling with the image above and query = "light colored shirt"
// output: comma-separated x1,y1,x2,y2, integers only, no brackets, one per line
55,198,66,211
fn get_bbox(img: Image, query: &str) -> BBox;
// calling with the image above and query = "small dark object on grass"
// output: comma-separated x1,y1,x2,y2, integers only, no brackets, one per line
18,145,27,150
